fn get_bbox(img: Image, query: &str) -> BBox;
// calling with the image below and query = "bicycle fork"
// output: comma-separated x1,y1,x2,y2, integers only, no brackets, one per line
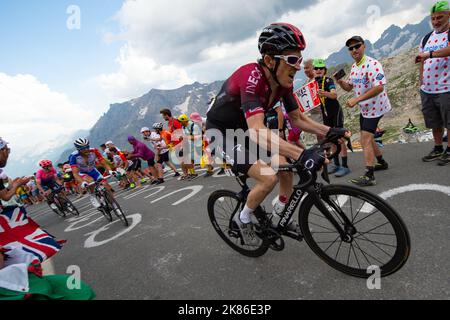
305,185,356,242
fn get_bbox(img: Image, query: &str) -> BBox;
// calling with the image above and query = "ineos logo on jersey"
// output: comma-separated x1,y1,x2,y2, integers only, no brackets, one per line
246,67,263,95
305,159,315,170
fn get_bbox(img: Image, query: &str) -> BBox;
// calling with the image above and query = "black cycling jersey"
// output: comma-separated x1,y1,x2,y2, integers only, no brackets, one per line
207,62,300,132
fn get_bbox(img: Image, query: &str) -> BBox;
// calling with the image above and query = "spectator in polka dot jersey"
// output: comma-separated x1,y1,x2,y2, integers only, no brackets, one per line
335,36,390,187
416,1,450,166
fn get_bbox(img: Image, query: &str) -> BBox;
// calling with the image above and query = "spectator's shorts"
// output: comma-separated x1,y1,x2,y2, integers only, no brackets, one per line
420,90,450,129
360,115,383,135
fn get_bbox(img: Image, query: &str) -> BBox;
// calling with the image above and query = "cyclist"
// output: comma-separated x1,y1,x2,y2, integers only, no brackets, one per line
206,23,349,245
69,138,116,209
35,160,63,211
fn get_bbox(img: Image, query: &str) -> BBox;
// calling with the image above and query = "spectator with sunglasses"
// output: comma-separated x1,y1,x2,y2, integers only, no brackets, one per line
335,36,391,187
313,59,350,178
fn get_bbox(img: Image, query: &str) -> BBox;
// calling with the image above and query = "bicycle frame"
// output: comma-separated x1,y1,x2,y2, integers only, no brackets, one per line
234,166,352,242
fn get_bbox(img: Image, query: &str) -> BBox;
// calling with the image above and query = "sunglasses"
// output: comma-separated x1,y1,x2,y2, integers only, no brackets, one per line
274,55,303,67
348,43,363,51
1,147,10,153
314,67,326,71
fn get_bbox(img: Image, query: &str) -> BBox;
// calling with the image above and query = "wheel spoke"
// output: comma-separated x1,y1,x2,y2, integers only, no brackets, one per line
308,221,336,232
323,236,341,254
335,240,343,261
352,201,366,223
353,209,382,226
351,239,386,265
355,222,391,237
351,243,361,269
356,233,395,258
353,236,397,249
352,240,372,266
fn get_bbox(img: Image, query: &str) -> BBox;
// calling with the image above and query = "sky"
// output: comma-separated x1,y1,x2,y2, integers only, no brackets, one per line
0,0,432,175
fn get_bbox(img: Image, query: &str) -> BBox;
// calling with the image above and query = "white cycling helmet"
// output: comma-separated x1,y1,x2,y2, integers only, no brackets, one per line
141,127,151,133
105,141,114,146
74,138,90,150
152,123,164,130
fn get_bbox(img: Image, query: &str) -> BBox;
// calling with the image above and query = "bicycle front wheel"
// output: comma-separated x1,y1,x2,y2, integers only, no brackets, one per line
299,185,411,278
51,197,66,218
105,191,129,227
97,194,113,222
59,195,80,217
208,190,269,258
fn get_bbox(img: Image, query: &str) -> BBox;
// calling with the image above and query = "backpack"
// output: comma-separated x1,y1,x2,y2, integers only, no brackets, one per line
421,30,450,49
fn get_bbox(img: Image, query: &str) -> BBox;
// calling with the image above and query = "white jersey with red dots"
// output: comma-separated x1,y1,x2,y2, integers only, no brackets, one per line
347,56,392,119
420,30,450,94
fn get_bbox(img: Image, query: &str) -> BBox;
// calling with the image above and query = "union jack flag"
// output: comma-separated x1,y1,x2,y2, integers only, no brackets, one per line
0,206,63,262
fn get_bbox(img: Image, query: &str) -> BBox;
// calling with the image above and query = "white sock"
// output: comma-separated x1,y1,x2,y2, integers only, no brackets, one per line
239,205,254,224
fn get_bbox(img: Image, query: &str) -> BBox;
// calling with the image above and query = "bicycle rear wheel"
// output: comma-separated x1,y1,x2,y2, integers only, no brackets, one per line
208,190,269,258
105,191,129,227
299,185,410,278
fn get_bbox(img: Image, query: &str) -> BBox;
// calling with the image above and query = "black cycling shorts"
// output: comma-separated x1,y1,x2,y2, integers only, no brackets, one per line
360,114,383,134
129,159,142,171
157,152,170,164
206,121,271,175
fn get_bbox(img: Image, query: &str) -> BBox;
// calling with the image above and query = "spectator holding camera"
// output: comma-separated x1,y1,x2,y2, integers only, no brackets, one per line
313,59,350,178
335,36,391,187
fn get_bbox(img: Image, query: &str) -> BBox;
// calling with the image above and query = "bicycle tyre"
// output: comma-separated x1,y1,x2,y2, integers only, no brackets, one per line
51,196,66,218
208,190,269,258
299,185,411,278
61,196,80,217
105,191,129,227
97,193,113,222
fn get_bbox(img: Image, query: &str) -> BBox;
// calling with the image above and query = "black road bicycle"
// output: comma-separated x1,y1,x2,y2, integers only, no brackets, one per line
208,137,411,278
89,176,129,227
48,188,80,218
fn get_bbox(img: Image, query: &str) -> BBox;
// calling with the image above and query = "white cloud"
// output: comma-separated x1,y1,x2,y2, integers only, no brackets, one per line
278,0,429,59
97,0,431,99
0,73,96,161
95,44,194,101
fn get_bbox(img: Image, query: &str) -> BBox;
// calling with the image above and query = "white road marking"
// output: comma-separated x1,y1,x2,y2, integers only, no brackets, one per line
84,213,142,248
379,184,450,200
143,186,166,199
150,186,204,206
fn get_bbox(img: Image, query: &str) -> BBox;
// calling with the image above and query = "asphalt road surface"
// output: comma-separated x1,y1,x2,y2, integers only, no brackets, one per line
27,142,450,300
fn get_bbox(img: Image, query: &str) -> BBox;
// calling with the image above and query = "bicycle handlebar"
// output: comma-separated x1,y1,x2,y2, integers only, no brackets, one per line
279,134,352,186
87,175,112,187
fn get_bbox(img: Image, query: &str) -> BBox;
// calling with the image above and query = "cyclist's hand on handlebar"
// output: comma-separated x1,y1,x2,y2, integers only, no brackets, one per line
296,145,327,172
81,181,89,189
109,170,117,177
326,127,352,146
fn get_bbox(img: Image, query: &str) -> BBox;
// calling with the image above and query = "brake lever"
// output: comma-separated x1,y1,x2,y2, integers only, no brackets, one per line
321,165,330,184
346,138,354,153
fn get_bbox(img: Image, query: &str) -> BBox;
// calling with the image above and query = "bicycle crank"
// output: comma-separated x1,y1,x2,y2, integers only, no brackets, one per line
263,229,285,252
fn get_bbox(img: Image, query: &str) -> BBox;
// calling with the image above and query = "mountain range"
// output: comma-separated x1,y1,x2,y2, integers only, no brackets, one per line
327,16,431,65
